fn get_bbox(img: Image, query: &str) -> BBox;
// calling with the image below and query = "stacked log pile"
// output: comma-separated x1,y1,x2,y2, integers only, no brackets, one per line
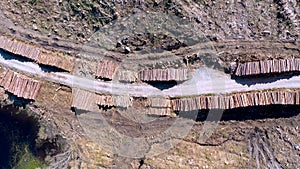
74,89,300,115
95,95,171,115
71,88,97,111
235,58,300,76
115,70,137,82
140,68,189,81
148,107,171,116
96,59,119,80
96,95,132,108
39,52,74,72
0,35,74,72
0,70,42,100
148,97,172,115
0,35,40,59
171,90,300,111
149,97,171,107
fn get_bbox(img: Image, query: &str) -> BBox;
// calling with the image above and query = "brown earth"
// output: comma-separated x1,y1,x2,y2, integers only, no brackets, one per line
0,0,299,168
0,0,299,71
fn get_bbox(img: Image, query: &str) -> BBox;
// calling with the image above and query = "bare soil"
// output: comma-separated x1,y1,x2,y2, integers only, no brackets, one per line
0,0,299,168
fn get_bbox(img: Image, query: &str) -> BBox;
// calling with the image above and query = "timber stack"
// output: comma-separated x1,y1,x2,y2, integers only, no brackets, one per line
114,70,137,82
235,58,300,76
140,68,189,81
0,35,74,72
96,95,132,108
96,59,119,80
147,97,172,115
73,89,300,115
96,95,171,115
171,90,300,111
38,52,74,72
71,88,97,111
0,70,42,100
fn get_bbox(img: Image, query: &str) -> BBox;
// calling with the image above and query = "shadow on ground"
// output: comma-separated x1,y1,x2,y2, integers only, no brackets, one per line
232,72,300,86
181,104,300,122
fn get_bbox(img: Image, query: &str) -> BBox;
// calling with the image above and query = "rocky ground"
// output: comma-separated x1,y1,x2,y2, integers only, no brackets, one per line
0,0,299,69
0,0,299,168
1,0,299,43
2,65,299,168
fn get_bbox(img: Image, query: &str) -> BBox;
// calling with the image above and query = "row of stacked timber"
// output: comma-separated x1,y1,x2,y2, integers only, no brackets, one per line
0,70,42,100
96,95,133,108
96,59,119,80
38,52,74,72
73,89,300,115
0,35,40,59
0,35,74,71
139,68,189,81
72,88,97,111
235,58,300,76
114,70,137,82
149,97,171,108
148,97,172,115
95,95,171,115
171,90,300,111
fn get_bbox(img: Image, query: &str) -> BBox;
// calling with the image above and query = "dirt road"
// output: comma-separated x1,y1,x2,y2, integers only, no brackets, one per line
1,50,300,99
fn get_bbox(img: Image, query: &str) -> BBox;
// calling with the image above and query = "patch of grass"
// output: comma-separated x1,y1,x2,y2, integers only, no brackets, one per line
13,145,46,169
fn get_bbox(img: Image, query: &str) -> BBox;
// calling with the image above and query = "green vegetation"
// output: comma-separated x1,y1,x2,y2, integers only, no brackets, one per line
13,145,46,169
0,106,47,169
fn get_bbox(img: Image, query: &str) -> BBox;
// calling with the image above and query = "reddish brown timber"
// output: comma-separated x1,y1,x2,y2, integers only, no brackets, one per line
170,90,300,111
0,70,42,100
96,59,119,80
0,35,74,72
235,58,300,76
140,68,189,81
